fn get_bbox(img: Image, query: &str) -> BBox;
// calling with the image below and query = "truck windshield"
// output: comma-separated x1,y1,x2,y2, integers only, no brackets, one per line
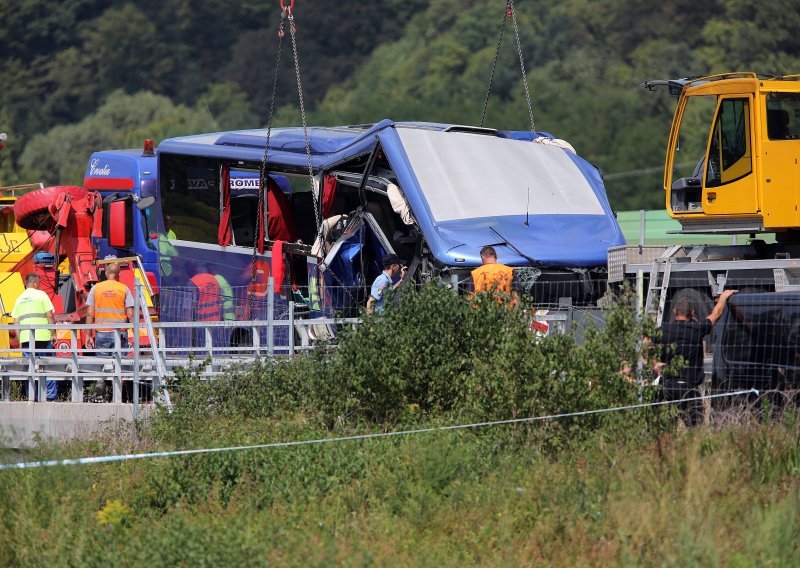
671,94,717,182
395,128,604,222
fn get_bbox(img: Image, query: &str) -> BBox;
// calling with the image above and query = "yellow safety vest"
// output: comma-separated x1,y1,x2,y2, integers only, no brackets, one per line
13,288,53,344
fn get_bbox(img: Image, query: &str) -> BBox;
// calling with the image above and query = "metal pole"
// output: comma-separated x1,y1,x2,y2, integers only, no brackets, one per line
288,300,295,357
636,270,644,316
70,332,80,402
639,209,646,247
27,335,36,401
112,331,122,404
267,277,274,355
133,281,141,419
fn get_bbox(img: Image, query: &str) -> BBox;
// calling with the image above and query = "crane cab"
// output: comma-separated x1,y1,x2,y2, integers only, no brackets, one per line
664,73,800,233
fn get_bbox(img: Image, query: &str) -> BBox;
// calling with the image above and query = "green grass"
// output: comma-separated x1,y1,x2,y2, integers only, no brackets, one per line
0,420,799,566
0,286,798,565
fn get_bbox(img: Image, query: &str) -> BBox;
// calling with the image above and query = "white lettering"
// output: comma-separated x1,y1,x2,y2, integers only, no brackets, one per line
230,177,260,190
89,158,112,176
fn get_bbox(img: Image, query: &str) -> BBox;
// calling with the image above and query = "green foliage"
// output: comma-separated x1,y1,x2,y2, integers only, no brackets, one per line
19,90,212,185
0,286,799,563
5,0,800,211
153,284,665,454
1,418,799,564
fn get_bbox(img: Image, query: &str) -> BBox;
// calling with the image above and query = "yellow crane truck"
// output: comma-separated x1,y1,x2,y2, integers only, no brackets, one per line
608,72,800,323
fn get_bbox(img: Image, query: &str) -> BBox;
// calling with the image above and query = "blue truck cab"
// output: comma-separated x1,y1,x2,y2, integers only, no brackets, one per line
83,146,160,281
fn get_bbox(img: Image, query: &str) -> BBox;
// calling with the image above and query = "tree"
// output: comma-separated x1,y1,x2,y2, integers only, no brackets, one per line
19,91,212,185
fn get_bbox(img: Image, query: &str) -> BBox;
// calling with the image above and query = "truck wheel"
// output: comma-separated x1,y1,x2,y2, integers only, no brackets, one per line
667,288,713,322
14,186,88,230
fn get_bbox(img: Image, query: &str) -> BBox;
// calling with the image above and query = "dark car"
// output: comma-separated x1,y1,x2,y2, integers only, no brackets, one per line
713,292,800,392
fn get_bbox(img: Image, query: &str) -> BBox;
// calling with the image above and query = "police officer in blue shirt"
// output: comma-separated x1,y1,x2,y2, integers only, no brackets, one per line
367,254,408,315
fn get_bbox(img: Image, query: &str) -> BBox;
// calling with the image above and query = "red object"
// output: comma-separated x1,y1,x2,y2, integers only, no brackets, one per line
107,201,128,247
14,186,86,230
271,240,286,294
145,271,159,295
256,177,299,251
83,177,134,190
217,165,232,246
191,273,222,321
142,139,155,156
266,177,299,242
280,0,294,12
28,230,53,249
13,186,102,319
322,175,337,217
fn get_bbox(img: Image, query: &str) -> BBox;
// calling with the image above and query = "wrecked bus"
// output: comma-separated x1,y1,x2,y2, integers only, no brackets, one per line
84,119,624,329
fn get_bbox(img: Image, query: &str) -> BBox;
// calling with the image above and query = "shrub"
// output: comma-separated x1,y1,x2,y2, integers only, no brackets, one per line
154,283,667,452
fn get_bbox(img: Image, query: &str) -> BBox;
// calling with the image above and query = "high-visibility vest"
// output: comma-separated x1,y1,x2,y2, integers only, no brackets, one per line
471,263,513,294
92,279,130,331
13,288,53,344
214,274,236,321
191,273,221,321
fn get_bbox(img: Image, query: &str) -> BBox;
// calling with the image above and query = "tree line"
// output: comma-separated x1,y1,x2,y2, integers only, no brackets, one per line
2,0,799,210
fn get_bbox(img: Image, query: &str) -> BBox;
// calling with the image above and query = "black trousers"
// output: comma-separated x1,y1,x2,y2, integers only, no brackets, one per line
661,383,704,427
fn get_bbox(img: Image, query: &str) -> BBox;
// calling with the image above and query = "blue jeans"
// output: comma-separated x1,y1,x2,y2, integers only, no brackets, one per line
95,331,128,357
22,339,56,401
94,331,129,402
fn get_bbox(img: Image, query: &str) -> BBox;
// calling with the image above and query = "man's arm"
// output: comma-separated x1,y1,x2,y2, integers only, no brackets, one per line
392,266,409,291
85,306,95,348
707,289,737,325
126,307,134,323
366,296,375,315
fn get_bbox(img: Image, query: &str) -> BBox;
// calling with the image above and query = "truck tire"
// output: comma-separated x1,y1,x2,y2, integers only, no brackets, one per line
667,288,713,322
14,186,88,230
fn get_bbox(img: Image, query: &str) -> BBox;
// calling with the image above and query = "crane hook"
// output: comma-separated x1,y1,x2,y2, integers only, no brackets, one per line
279,0,294,15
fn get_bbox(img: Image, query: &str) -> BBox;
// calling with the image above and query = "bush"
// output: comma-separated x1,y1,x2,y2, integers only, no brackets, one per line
154,283,667,452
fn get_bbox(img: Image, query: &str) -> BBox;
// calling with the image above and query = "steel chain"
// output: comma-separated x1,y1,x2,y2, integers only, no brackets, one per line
510,0,536,132
480,1,508,127
250,10,287,318
287,11,322,233
287,10,360,311
480,0,536,133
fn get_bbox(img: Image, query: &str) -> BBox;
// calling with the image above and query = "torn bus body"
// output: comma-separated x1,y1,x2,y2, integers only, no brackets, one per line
150,120,623,312
83,120,624,335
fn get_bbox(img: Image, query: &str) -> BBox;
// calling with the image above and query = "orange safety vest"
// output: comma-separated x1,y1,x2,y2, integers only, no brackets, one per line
471,263,513,294
191,273,222,321
92,279,130,331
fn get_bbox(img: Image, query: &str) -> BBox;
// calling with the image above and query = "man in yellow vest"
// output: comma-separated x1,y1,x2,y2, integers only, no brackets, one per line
85,262,134,402
12,273,56,400
471,246,514,295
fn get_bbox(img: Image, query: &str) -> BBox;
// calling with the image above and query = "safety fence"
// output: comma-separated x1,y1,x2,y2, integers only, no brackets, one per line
0,316,357,406
8,275,799,408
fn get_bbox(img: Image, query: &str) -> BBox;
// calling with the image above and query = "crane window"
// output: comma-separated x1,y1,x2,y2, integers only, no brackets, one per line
766,93,800,140
706,98,752,188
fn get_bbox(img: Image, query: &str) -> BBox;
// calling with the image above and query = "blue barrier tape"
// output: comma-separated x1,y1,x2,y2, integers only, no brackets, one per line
0,389,758,470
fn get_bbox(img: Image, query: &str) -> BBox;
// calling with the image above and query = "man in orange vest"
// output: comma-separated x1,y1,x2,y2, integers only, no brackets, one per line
471,246,514,295
85,262,134,401
187,262,222,322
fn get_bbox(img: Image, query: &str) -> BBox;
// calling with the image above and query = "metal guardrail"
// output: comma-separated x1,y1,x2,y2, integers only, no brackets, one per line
0,314,358,406
0,269,611,407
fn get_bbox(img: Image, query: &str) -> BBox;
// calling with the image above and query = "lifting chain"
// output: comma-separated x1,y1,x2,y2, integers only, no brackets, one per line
250,8,287,318
286,8,322,233
480,0,536,133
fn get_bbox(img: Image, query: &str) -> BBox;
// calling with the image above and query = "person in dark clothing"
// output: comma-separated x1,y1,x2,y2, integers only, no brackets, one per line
659,289,737,427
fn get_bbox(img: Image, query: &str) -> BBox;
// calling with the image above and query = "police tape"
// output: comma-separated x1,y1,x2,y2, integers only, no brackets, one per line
0,389,759,471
